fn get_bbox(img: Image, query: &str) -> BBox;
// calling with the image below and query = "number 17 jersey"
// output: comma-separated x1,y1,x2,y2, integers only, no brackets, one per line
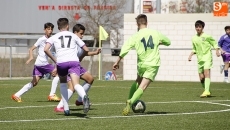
119,28,171,67
46,31,85,63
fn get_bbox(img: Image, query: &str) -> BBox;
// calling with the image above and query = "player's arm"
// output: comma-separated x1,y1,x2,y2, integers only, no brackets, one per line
188,41,196,61
218,36,225,54
86,48,101,56
159,32,171,46
44,43,56,63
113,36,135,70
78,48,101,62
208,36,220,57
75,36,89,56
25,45,37,64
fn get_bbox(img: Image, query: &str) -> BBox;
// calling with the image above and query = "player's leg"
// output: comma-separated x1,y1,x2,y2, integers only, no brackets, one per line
56,62,72,115
76,71,94,106
59,75,69,115
198,73,205,88
69,62,89,113
223,62,229,83
122,66,159,116
45,64,60,101
55,77,74,112
200,61,212,98
223,54,230,83
70,73,90,113
12,66,42,102
128,77,141,99
197,62,205,89
220,54,224,74
127,68,145,100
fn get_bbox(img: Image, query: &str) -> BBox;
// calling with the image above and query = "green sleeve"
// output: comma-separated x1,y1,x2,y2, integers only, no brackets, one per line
159,32,171,46
119,36,136,58
192,41,196,53
207,36,219,49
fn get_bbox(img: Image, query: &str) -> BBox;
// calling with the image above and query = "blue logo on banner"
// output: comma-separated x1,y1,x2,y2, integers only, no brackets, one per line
105,71,114,80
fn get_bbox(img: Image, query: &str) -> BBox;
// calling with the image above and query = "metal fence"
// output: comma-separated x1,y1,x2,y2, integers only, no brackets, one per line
0,45,122,80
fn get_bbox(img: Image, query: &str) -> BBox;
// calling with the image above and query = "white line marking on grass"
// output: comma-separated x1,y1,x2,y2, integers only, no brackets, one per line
1,100,229,110
115,86,230,91
1,109,230,123
201,101,230,107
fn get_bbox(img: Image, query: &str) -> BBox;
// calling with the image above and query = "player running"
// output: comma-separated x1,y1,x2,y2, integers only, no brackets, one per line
11,22,60,102
113,14,171,116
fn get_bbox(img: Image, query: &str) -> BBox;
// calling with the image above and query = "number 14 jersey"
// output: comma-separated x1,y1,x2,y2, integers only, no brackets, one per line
46,31,85,63
119,28,171,67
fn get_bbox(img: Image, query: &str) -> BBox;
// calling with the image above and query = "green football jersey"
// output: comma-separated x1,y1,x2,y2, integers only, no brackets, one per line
191,33,219,62
119,28,170,67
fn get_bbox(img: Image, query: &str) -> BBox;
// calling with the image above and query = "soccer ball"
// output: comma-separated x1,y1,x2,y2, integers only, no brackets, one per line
131,100,146,113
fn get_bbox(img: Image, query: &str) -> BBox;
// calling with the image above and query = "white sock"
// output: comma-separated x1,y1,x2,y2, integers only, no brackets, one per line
57,89,73,108
77,82,91,102
15,82,33,97
74,84,86,101
60,83,69,111
49,76,59,96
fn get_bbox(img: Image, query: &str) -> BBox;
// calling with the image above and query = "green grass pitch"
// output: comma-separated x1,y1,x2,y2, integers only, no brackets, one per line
0,79,230,130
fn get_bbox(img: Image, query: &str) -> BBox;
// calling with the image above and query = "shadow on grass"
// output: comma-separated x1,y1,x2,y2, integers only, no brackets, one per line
36,101,60,102
56,113,88,118
145,111,176,114
197,95,217,98
70,108,97,111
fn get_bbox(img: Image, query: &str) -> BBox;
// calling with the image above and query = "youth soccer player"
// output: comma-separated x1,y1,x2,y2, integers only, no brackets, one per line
54,24,101,112
113,14,171,116
218,26,230,83
188,20,220,97
11,22,60,102
44,18,90,115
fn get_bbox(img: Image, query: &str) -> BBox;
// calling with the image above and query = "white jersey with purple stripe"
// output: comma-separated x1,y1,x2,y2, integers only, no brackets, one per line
46,31,85,63
34,36,50,66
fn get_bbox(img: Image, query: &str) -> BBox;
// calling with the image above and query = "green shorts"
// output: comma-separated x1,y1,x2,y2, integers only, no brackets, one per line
137,66,159,81
198,61,213,73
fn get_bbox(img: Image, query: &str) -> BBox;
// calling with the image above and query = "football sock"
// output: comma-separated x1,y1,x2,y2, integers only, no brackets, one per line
128,82,139,99
130,88,143,104
49,76,59,96
224,70,228,78
77,82,91,102
15,82,33,97
74,84,86,101
200,79,205,88
201,83,205,88
204,78,210,92
60,83,69,110
57,89,73,108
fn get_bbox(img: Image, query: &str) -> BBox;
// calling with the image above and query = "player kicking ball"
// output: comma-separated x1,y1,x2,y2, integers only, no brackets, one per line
11,22,61,102
113,14,171,116
188,20,220,98
54,24,101,112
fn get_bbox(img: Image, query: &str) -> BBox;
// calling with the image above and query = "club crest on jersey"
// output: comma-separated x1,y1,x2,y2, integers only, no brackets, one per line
201,37,205,41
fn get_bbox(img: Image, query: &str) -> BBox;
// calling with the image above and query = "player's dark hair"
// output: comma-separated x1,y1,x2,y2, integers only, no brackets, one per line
44,22,54,29
57,18,69,30
72,24,85,33
224,26,230,31
195,20,205,28
136,14,147,26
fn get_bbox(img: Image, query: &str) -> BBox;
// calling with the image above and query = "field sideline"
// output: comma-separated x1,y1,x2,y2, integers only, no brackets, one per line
0,79,230,130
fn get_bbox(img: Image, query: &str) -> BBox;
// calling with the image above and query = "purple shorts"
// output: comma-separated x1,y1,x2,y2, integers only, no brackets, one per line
67,66,87,81
221,53,230,62
33,64,55,77
56,61,81,77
